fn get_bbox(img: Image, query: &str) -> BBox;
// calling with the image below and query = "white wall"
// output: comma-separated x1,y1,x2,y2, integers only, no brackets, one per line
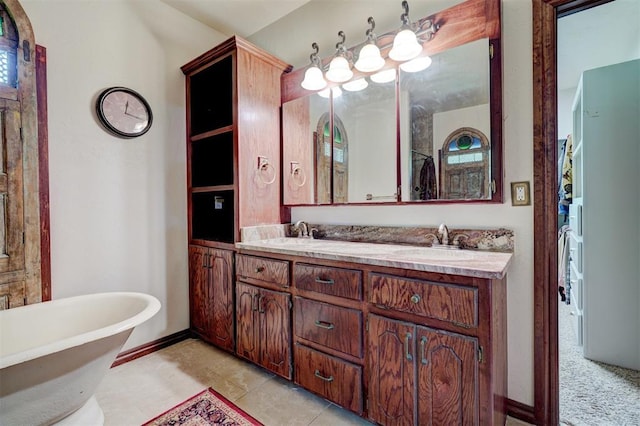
251,0,535,405
21,0,227,350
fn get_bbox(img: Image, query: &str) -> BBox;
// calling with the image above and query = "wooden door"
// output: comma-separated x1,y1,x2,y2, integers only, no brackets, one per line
0,99,25,308
367,314,416,426
235,282,260,364
416,326,479,425
188,245,209,337
259,288,291,379
209,248,234,351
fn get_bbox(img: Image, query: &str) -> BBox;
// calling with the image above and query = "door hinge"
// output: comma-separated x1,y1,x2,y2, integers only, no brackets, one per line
23,40,31,62
19,127,23,141
478,346,484,363
288,299,293,310
491,179,496,194
489,43,494,60
22,232,25,245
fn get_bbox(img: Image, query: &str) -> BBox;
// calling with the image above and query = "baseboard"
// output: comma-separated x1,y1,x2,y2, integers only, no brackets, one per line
112,329,192,367
507,398,536,425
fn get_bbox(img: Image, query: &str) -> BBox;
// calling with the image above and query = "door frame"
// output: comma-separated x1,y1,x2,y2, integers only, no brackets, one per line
532,0,613,424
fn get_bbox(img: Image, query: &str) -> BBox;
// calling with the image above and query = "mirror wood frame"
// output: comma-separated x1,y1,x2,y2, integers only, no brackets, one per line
281,0,503,206
532,0,614,425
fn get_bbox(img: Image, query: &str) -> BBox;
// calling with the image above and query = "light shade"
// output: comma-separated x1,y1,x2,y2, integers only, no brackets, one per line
399,56,432,73
342,78,368,92
318,87,342,98
301,66,327,91
389,29,422,62
370,69,396,84
325,56,353,83
355,43,385,73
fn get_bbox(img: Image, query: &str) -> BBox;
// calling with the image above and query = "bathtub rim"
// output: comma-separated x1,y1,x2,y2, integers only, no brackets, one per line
0,291,161,369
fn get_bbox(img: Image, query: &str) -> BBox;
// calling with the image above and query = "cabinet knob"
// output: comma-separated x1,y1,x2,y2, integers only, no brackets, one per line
410,294,421,304
255,266,265,273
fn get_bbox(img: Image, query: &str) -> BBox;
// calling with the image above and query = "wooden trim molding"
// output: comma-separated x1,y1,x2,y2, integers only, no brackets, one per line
111,329,193,368
532,0,611,424
36,44,51,302
507,398,536,425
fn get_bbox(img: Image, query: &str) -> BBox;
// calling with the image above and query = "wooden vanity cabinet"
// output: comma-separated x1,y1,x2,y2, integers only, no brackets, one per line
292,262,365,415
368,314,479,425
235,249,507,425
188,246,234,352
182,37,290,351
367,272,506,426
235,255,292,379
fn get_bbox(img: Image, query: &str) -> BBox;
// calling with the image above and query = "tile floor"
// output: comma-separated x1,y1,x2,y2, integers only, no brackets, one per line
95,338,533,426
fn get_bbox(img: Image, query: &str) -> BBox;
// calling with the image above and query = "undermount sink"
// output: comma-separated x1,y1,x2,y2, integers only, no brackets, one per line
249,238,479,261
388,246,477,260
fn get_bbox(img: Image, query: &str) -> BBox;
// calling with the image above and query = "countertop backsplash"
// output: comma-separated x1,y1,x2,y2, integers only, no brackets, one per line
241,223,514,253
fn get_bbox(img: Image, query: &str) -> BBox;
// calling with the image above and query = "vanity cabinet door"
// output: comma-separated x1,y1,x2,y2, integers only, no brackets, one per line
189,245,209,337
235,281,292,379
367,314,416,425
188,246,234,352
416,326,479,425
259,287,292,379
236,282,261,365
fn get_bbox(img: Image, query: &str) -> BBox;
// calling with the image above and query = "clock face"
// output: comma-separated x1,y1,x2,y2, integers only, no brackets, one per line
96,87,153,138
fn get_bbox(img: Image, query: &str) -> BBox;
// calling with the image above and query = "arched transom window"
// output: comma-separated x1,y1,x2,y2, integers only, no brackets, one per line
441,127,491,199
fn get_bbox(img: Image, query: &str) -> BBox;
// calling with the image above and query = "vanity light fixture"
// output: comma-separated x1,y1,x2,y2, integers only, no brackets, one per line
342,78,368,92
370,68,396,84
325,31,353,83
354,17,385,73
300,42,327,91
399,55,432,72
318,86,343,99
389,1,422,62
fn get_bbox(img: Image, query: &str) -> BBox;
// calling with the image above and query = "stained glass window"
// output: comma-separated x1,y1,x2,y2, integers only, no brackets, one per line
0,8,18,88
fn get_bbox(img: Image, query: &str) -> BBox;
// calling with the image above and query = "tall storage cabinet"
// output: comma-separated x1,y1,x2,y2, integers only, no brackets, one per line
570,59,640,370
181,36,291,351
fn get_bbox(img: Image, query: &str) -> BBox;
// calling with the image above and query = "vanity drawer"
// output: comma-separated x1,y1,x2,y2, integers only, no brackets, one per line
294,263,362,300
369,273,478,328
236,254,289,288
294,343,363,415
294,297,363,358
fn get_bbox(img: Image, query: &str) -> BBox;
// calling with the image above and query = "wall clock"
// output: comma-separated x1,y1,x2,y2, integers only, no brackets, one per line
96,87,153,138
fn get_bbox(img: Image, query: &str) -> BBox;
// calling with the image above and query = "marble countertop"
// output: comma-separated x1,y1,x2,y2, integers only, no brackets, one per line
236,237,513,279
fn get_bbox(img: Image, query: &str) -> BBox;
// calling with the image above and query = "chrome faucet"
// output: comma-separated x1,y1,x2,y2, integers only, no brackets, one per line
294,220,309,238
437,223,449,246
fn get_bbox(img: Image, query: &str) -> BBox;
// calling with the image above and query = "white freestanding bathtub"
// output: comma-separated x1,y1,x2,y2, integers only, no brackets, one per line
0,292,161,426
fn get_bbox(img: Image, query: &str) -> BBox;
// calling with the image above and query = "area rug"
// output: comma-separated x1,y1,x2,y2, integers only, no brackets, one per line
142,388,263,426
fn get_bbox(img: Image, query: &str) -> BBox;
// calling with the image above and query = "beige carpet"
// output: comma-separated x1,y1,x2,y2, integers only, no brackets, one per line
559,303,640,425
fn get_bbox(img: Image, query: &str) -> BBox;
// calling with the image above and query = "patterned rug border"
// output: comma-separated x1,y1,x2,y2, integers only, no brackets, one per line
142,387,263,426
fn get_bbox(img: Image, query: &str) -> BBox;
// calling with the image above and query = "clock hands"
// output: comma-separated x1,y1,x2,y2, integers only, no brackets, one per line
124,110,145,121
123,100,145,120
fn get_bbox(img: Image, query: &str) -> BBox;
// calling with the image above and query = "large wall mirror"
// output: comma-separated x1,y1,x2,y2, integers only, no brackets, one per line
399,38,492,201
281,0,502,205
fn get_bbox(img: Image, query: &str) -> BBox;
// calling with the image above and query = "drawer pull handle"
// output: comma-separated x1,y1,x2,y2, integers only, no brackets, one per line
410,294,421,304
314,370,334,382
420,336,428,365
315,277,334,285
258,295,265,314
314,320,335,330
405,332,413,361
255,266,265,273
